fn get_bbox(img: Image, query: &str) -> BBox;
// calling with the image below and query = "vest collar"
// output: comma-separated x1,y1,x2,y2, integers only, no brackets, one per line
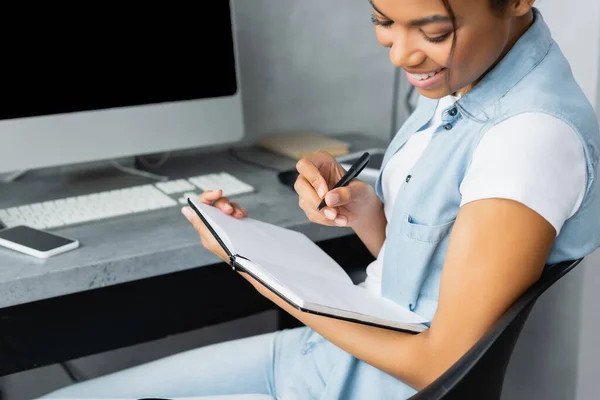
457,8,553,121
376,9,553,199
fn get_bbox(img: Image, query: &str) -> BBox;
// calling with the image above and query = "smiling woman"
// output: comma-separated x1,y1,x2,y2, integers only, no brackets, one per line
369,0,532,99
40,1,600,400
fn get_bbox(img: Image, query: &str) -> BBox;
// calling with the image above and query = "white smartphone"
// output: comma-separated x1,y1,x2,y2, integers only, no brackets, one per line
0,226,79,259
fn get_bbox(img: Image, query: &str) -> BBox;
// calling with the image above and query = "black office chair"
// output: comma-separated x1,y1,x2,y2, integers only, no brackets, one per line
409,258,583,400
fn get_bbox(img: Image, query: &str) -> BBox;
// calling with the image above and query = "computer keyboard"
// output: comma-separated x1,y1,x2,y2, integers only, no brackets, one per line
0,172,255,230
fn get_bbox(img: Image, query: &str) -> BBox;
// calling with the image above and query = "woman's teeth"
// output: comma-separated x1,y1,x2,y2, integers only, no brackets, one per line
408,69,442,81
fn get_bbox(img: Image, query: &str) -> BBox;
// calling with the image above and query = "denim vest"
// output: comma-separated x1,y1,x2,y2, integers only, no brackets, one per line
292,9,600,400
374,9,600,324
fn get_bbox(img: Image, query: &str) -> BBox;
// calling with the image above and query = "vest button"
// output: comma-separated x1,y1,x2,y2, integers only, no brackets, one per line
405,175,412,183
449,108,457,116
444,123,453,130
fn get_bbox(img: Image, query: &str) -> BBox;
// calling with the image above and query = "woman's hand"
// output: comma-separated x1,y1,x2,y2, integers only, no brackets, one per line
295,151,381,228
181,189,247,263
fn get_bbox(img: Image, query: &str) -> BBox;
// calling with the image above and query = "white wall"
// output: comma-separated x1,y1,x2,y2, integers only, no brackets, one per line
232,0,396,142
576,15,600,395
536,1,600,103
501,1,600,399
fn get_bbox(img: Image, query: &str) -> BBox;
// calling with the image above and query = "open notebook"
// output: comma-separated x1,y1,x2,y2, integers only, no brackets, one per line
188,198,429,333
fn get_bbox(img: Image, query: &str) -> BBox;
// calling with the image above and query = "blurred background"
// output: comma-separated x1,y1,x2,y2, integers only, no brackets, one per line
0,1,598,399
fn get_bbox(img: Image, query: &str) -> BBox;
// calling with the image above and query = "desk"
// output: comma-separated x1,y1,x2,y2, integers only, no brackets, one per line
0,133,384,376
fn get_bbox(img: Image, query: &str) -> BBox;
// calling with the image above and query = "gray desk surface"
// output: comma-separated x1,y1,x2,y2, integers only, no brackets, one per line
0,134,386,309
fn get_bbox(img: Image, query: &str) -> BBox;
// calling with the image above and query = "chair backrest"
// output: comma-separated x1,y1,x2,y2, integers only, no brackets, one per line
408,258,583,400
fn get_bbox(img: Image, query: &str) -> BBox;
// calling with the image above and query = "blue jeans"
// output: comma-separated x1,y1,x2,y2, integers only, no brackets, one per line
38,326,341,399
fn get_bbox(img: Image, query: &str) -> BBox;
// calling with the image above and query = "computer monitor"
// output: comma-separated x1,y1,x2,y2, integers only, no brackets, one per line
0,2,244,174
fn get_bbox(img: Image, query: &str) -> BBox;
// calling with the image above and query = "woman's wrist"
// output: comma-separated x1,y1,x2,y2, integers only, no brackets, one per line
354,186,384,226
351,193,387,257
353,198,384,230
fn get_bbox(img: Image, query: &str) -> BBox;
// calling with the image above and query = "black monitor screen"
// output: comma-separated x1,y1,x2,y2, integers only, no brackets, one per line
0,3,237,120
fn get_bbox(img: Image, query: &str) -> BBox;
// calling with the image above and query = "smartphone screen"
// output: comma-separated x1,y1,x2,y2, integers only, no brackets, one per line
0,226,75,252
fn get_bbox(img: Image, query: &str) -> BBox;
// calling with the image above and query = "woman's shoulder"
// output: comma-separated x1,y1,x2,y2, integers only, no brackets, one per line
498,42,598,139
461,112,587,236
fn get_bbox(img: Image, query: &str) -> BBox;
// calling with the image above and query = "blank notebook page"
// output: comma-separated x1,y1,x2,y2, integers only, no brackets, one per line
265,264,427,325
193,201,352,285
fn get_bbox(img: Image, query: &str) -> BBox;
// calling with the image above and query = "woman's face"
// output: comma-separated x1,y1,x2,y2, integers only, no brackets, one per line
370,0,533,98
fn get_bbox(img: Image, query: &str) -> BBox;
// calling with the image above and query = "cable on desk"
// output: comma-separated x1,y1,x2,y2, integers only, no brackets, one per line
110,160,169,182
0,170,28,183
390,67,417,141
136,152,172,169
227,148,283,172
390,67,402,140
405,85,416,114
60,361,86,382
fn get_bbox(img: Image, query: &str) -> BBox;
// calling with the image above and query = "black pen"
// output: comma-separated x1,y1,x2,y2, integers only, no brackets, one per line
317,152,371,211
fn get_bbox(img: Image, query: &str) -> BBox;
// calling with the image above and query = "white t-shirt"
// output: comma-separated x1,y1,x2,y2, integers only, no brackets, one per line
363,96,587,296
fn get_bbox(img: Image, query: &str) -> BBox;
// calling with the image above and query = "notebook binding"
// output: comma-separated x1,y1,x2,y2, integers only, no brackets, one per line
229,255,238,271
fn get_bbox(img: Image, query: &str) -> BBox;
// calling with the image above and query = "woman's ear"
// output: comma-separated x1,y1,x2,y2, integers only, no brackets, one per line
511,0,535,17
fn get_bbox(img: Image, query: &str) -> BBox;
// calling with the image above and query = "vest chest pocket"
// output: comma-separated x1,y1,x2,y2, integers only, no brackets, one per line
397,213,456,243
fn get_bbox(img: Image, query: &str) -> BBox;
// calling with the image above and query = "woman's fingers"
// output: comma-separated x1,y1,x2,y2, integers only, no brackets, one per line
198,189,223,205
182,207,209,238
294,176,322,210
325,182,367,208
213,196,234,214
302,203,336,226
333,214,348,227
230,202,246,219
196,189,248,219
295,176,345,226
323,207,338,221
181,206,229,262
296,156,329,199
